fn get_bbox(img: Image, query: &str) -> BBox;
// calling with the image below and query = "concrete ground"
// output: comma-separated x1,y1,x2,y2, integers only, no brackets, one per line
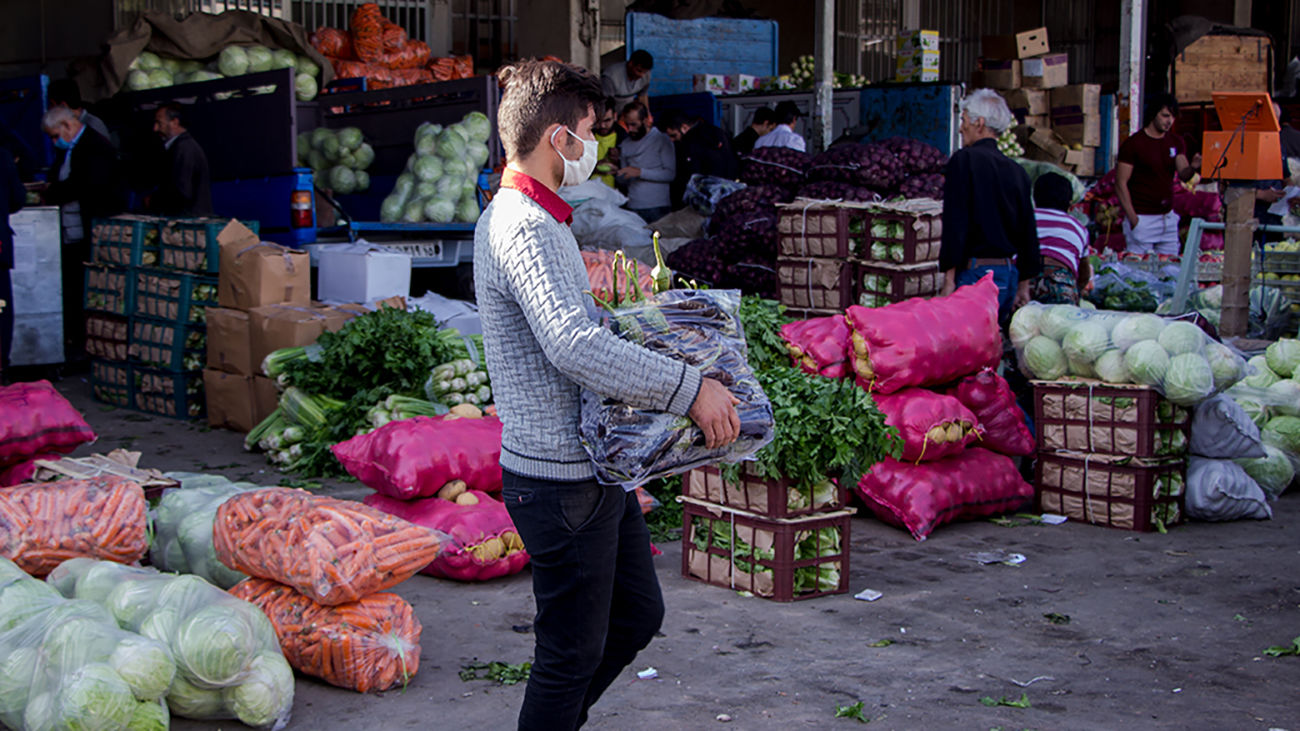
41,373,1300,730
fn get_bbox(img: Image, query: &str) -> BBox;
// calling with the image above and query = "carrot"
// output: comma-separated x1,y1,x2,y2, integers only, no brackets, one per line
0,477,147,576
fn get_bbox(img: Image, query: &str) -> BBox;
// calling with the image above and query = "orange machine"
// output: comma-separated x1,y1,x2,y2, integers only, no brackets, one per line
1201,92,1283,180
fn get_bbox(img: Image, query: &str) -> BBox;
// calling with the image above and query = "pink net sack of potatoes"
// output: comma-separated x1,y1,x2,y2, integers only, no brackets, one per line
332,415,503,499
363,491,528,582
780,316,852,379
844,272,1001,394
948,368,1035,457
872,388,982,462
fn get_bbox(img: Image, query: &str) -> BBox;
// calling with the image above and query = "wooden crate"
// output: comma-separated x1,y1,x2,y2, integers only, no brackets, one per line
1171,34,1270,103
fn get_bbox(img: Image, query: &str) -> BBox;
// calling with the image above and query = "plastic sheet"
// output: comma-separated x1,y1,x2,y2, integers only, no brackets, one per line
363,491,528,582
1185,457,1272,521
579,289,775,488
948,368,1036,457
780,316,851,379
0,381,96,467
872,388,981,463
1189,395,1266,460
213,488,447,605
0,477,147,577
150,475,258,589
230,578,422,693
332,415,504,499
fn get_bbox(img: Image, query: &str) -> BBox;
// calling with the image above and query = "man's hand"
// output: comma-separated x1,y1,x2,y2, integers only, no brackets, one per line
939,269,957,297
1014,280,1033,308
1126,211,1139,228
689,377,741,450
1190,152,1202,171
617,167,641,179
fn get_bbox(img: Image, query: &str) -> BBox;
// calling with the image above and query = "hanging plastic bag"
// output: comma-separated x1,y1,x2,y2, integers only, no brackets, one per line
0,381,96,467
363,491,528,582
948,368,1036,457
0,477,147,577
872,388,981,462
780,316,851,379
332,415,504,499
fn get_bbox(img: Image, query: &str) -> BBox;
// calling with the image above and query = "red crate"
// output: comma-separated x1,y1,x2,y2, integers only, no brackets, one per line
854,211,942,265
777,257,855,311
854,260,941,307
684,465,847,519
1032,380,1190,458
681,498,852,602
776,203,866,259
1035,451,1186,532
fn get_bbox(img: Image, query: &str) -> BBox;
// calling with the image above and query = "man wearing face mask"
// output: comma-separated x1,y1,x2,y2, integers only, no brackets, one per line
616,102,675,224
475,60,740,731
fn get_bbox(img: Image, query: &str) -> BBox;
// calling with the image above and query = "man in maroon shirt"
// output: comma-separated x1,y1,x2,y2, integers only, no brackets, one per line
1115,93,1200,256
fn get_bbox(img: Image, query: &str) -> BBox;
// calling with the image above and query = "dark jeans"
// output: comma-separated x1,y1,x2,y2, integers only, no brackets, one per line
0,268,11,369
502,470,665,731
956,261,1018,327
630,206,671,225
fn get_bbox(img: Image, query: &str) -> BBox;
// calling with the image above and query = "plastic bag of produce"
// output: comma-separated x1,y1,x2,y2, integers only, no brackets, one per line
855,448,1034,540
780,316,851,379
1086,261,1172,312
739,147,810,188
1185,457,1272,521
1189,395,1266,460
1011,303,1247,406
0,477,147,577
845,272,1001,394
808,143,905,190
230,578,421,693
333,415,504,499
872,388,981,462
948,368,1035,456
45,559,293,728
213,488,447,605
310,27,352,58
1234,444,1295,499
363,491,528,582
151,475,258,589
579,289,775,488
0,381,96,467
350,3,385,62
880,137,948,174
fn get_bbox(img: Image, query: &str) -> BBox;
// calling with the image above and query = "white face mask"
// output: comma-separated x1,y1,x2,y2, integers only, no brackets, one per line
551,125,599,187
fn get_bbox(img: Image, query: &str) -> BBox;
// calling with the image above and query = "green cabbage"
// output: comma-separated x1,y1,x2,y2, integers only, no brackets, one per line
308,150,328,175
416,133,438,157
403,198,426,223
0,577,61,630
1204,342,1244,391
218,46,250,77
337,127,363,151
456,196,481,222
329,166,357,195
320,134,341,162
1124,340,1170,386
1262,415,1300,454
167,673,226,718
415,182,437,199
126,70,153,91
1063,321,1110,364
1268,379,1300,416
1164,353,1214,406
1157,321,1206,355
1266,338,1300,377
1094,349,1131,384
107,581,160,631
462,111,492,142
134,51,162,71
173,603,262,687
467,142,491,170
1067,357,1096,378
188,70,223,83
146,69,173,89
54,662,136,731
380,194,406,223
224,651,295,728
271,49,296,70
1024,335,1068,380
434,173,464,202
1112,313,1165,351
355,171,370,191
1244,355,1280,388
42,618,119,671
295,55,320,77
436,128,469,160
159,57,181,75
0,646,38,725
23,691,55,731
353,143,375,170
245,46,274,73
424,197,457,223
111,636,177,701
413,155,444,182
295,73,318,101
127,700,169,731
309,127,334,149
1235,444,1295,498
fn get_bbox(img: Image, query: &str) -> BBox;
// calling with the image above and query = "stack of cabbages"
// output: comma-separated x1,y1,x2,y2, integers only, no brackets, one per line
297,126,374,194
380,111,492,224
1012,303,1248,407
126,46,323,101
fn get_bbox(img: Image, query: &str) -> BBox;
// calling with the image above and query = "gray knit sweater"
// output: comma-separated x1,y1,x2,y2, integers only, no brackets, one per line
618,127,676,210
474,186,703,482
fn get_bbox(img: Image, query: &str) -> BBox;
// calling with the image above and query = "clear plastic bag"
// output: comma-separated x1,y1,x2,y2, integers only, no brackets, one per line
1087,261,1174,312
151,474,260,589
579,289,775,488
44,559,294,729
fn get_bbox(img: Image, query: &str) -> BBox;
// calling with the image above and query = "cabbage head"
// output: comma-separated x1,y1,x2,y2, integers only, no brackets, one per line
415,182,437,200
167,673,226,718
55,663,136,731
295,133,310,163
413,155,444,182
1262,414,1300,454
380,194,405,223
138,608,180,646
1124,340,1170,386
188,70,223,83
337,127,363,151
271,49,297,70
0,555,24,582
295,73,318,101
245,46,274,73
1112,313,1166,351
110,635,176,701
461,111,492,142
436,128,469,160
218,46,250,77
329,166,357,195
355,171,370,191
320,134,342,162
1235,444,1295,498
1039,305,1088,341
1265,338,1300,377
1164,353,1214,406
0,646,38,724
128,700,170,731
309,127,334,150
0,577,61,630
424,197,457,223
416,133,438,157
1024,335,1068,380
74,561,144,605
308,150,328,174
1235,398,1270,428
126,70,153,91
1204,342,1244,391
1094,349,1131,384
353,143,375,170
43,618,118,671
1244,355,1280,388
146,69,173,89
1157,321,1205,356
456,196,481,223
434,173,464,202
108,581,161,630
1267,379,1300,416
224,651,294,728
403,198,426,223
467,142,491,170
1063,321,1110,365
1067,357,1096,378
159,57,181,75
295,55,320,77
174,603,262,688
134,51,162,71
23,692,55,731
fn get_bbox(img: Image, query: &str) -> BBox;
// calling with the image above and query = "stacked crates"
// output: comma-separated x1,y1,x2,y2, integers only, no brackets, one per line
86,215,256,419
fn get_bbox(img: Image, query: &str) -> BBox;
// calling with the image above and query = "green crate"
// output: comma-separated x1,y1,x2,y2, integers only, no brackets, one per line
91,216,163,268
133,367,205,420
160,218,259,273
133,268,219,324
90,359,133,408
85,313,131,362
84,264,135,316
129,317,207,371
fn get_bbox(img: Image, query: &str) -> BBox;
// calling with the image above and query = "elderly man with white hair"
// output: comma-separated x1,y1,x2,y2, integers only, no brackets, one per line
938,88,1039,324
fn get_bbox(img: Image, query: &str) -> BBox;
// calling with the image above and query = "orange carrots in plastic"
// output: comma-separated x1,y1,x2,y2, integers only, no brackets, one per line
0,477,147,576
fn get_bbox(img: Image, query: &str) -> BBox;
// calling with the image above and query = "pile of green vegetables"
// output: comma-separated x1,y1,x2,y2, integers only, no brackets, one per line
298,126,374,194
1224,339,1300,498
380,112,493,224
126,46,323,100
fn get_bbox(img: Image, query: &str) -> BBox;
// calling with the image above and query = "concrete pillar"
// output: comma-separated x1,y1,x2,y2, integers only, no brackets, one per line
427,0,452,58
1220,186,1255,338
1119,0,1146,136
811,0,834,153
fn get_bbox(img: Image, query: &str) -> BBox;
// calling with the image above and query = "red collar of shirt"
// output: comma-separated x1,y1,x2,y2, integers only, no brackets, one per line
501,168,573,225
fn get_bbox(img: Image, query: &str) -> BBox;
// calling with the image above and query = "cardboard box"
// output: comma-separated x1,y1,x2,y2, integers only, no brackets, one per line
897,49,941,73
1024,114,1051,130
1074,147,1098,177
317,244,412,304
1000,88,1049,117
729,74,758,93
204,370,256,433
1053,114,1100,147
982,27,1049,59
1026,127,1069,164
1050,84,1100,117
217,221,310,310
206,307,253,376
693,74,727,94
897,29,940,53
896,68,940,83
1022,53,1069,89
979,59,1020,90
252,375,279,426
247,304,356,376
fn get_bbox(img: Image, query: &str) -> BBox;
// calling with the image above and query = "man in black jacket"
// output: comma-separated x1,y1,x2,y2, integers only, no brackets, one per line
1,138,25,370
732,106,775,158
152,103,213,217
665,111,735,206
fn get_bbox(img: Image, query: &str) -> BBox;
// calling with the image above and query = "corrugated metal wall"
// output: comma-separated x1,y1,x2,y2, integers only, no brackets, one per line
114,0,431,42
450,0,516,68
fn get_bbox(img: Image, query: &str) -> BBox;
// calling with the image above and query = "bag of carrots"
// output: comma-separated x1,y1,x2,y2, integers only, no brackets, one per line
230,578,422,693
0,381,96,467
330,58,376,80
380,19,408,51
332,415,504,499
349,3,385,62
213,488,447,605
382,39,431,70
364,490,528,582
0,477,146,576
310,26,353,59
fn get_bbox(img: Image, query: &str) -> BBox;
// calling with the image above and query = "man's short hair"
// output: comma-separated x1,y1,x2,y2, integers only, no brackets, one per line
1144,93,1179,126
773,101,802,126
157,103,186,128
629,50,654,70
663,110,694,130
497,60,604,161
621,101,647,122
960,89,1014,133
1034,172,1074,212
752,107,775,126
602,96,617,115
48,78,84,109
40,105,76,132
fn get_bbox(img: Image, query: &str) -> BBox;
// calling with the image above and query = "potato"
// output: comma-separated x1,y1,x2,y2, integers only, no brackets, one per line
455,491,480,506
925,425,948,444
944,423,964,442
449,403,483,419
436,479,468,501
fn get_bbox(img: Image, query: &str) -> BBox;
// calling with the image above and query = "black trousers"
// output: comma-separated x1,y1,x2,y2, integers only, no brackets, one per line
0,268,11,369
502,470,665,731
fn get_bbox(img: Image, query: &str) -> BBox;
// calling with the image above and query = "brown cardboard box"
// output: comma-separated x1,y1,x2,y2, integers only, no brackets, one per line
1049,84,1100,117
1026,127,1069,164
1024,115,1051,130
204,370,256,433
252,375,279,426
982,28,1049,59
1053,114,1101,147
1022,53,1069,89
248,304,356,373
206,307,253,376
980,59,1021,90
217,221,311,310
1000,88,1049,118
1074,146,1098,177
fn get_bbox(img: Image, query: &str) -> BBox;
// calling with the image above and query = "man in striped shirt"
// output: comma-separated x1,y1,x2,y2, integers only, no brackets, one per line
1029,172,1092,305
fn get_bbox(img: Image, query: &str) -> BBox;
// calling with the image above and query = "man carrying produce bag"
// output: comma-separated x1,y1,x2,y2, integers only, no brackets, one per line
474,59,741,731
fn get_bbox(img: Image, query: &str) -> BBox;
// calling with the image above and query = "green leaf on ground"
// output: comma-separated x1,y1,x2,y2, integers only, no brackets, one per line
1264,637,1300,657
1043,613,1071,625
458,660,532,685
834,701,870,723
867,639,893,647
980,693,1031,708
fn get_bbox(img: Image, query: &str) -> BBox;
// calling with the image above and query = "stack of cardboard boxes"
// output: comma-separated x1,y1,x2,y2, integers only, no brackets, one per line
896,29,940,83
